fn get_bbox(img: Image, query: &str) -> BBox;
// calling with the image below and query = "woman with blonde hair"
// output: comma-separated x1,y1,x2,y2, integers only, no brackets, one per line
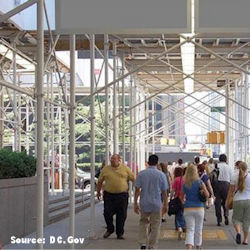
226,161,250,245
181,163,209,250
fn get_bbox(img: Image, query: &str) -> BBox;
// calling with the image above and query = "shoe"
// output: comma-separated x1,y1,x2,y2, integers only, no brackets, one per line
162,219,166,223
236,233,241,244
242,242,248,245
103,231,113,238
141,245,146,249
225,216,229,225
217,222,221,227
117,235,125,240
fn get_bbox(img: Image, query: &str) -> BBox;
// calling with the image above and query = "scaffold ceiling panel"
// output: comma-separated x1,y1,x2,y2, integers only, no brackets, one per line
55,0,191,34
196,0,250,33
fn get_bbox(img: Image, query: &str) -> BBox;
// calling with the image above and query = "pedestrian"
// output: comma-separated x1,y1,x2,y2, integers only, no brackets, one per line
170,167,185,240
134,154,168,249
96,154,135,239
214,154,233,226
181,163,209,250
159,162,171,222
208,158,215,172
194,156,200,166
226,161,250,245
177,158,184,168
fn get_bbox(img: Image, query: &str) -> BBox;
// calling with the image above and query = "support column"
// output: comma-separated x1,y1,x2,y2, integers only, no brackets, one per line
145,93,149,161
0,85,3,148
121,54,126,161
46,73,50,191
129,76,133,203
13,42,17,151
244,72,249,161
50,71,55,194
113,42,119,154
104,35,110,164
90,34,96,238
36,0,44,247
225,85,234,166
133,81,137,176
69,34,76,249
25,103,30,153
58,105,62,189
152,98,155,154
17,74,21,151
64,83,69,190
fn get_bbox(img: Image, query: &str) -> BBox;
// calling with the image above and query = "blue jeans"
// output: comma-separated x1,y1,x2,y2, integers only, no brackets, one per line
175,209,185,229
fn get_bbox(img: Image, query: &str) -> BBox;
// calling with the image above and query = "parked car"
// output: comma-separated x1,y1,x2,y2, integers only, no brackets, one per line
76,168,98,190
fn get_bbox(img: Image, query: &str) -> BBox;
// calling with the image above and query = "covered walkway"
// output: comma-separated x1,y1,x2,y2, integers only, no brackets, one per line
5,202,248,249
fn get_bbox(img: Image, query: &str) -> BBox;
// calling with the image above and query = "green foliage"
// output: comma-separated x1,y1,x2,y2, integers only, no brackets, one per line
0,149,36,179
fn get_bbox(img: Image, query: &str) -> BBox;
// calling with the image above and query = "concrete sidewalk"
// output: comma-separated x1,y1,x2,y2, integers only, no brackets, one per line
4,202,250,249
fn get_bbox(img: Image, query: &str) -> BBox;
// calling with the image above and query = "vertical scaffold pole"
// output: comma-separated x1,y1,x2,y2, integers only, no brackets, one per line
121,54,126,162
90,34,96,238
225,85,230,160
113,42,119,154
36,0,44,248
129,76,133,203
152,98,155,154
69,34,76,249
104,35,109,164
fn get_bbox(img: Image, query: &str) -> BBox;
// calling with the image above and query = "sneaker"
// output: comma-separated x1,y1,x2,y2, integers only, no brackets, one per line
236,233,241,244
141,245,146,249
103,231,113,238
225,216,229,225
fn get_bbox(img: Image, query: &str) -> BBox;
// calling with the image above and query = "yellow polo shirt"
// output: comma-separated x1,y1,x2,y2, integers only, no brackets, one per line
98,164,135,193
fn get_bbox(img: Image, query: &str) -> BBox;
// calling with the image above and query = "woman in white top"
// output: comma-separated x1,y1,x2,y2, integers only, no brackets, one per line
226,162,250,245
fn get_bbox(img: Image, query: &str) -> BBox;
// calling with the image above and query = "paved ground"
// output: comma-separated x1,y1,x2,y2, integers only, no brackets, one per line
4,202,250,249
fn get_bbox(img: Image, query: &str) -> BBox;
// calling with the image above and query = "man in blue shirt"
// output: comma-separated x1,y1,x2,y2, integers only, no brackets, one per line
134,154,168,249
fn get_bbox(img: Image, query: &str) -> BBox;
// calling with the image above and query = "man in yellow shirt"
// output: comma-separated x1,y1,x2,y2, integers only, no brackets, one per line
97,154,135,239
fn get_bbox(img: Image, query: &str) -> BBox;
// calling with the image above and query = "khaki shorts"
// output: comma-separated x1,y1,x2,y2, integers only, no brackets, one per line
232,199,250,232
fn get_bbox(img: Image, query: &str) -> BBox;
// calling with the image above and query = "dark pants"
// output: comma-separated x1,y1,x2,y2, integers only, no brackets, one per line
103,191,129,236
175,208,186,229
215,181,230,223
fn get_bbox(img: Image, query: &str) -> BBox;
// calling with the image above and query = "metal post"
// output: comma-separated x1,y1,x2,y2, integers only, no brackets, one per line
58,105,62,189
90,34,96,238
152,98,155,154
244,72,249,161
13,42,17,151
25,103,29,153
17,74,21,152
64,83,69,190
129,77,133,203
50,71,55,194
36,0,44,248
0,85,3,148
145,93,149,161
113,42,119,154
104,35,110,164
69,34,76,249
46,73,51,191
121,54,126,161
226,85,230,159
133,82,137,176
